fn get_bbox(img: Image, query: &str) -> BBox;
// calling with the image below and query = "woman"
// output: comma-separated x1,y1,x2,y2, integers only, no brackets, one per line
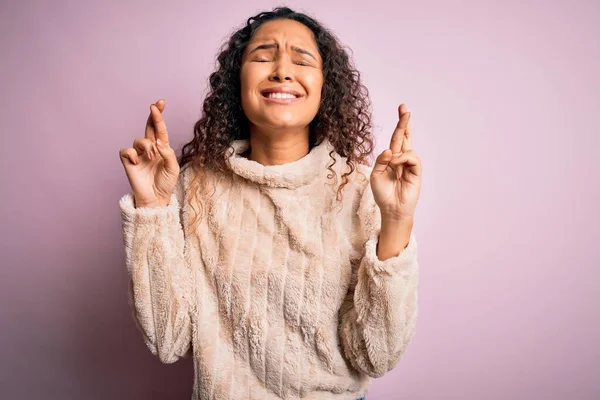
118,6,421,400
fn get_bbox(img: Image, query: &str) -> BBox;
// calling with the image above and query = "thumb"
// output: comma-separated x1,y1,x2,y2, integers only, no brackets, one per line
372,149,392,175
156,139,179,174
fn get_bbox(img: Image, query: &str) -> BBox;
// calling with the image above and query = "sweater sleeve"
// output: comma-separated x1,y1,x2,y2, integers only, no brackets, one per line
118,172,193,364
339,181,419,378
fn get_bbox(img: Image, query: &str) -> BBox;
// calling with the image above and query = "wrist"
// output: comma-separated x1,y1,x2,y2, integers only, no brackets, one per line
380,218,413,240
134,196,171,208
381,211,414,227
377,216,413,261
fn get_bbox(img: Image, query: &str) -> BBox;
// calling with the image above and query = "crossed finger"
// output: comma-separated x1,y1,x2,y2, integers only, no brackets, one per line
403,108,413,153
390,103,410,155
389,149,421,178
145,99,166,143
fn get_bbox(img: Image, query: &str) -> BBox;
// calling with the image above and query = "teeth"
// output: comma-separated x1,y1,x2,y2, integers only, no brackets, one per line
266,92,297,99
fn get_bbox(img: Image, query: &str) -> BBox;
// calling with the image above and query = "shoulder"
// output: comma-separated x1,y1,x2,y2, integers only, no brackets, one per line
329,156,382,251
325,148,372,188
326,152,377,220
353,163,378,227
175,163,224,206
330,152,373,203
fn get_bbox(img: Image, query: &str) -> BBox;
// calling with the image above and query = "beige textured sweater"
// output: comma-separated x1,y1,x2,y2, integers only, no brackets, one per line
119,139,419,399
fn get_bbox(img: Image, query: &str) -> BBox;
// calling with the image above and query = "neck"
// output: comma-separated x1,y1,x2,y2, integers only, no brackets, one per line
246,125,310,166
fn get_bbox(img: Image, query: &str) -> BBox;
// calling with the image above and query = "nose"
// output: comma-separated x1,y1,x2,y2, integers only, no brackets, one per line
269,56,293,83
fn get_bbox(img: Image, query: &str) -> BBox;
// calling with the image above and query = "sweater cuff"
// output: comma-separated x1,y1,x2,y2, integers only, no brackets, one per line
363,231,418,275
119,193,180,226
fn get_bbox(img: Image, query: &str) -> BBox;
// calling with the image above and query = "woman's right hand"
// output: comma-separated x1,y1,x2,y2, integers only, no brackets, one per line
119,99,180,208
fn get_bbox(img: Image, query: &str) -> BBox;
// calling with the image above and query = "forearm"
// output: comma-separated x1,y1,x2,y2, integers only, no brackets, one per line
340,224,419,377
376,214,414,261
120,193,192,363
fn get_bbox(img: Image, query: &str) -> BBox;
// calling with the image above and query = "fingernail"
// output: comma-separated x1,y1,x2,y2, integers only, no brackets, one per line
157,139,163,147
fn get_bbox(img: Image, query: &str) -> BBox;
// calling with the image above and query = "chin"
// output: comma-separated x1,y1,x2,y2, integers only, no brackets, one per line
265,121,301,131
261,115,300,129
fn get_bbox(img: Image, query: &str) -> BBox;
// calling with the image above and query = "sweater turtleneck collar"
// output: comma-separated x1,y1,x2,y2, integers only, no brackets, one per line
225,139,334,189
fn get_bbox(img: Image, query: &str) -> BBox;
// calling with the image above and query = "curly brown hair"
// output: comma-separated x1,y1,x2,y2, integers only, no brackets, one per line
178,6,374,233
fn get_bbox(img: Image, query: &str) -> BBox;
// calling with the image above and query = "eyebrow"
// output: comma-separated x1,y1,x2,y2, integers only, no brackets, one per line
248,43,317,60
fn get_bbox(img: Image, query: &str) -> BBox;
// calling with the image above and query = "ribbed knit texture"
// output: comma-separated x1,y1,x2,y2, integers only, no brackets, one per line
119,139,419,400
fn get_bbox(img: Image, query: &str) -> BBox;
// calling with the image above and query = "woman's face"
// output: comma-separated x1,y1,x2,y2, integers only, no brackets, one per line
240,19,323,134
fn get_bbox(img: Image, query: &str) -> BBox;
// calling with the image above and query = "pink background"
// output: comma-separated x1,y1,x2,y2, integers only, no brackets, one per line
1,0,599,399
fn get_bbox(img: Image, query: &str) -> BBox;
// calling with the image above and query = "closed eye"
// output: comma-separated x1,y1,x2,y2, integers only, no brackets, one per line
252,59,310,66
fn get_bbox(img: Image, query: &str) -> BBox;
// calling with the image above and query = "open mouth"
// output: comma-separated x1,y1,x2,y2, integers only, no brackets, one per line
262,92,301,99
260,88,303,100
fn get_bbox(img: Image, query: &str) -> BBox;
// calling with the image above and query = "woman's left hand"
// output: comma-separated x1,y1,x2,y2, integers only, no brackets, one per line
370,103,422,221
